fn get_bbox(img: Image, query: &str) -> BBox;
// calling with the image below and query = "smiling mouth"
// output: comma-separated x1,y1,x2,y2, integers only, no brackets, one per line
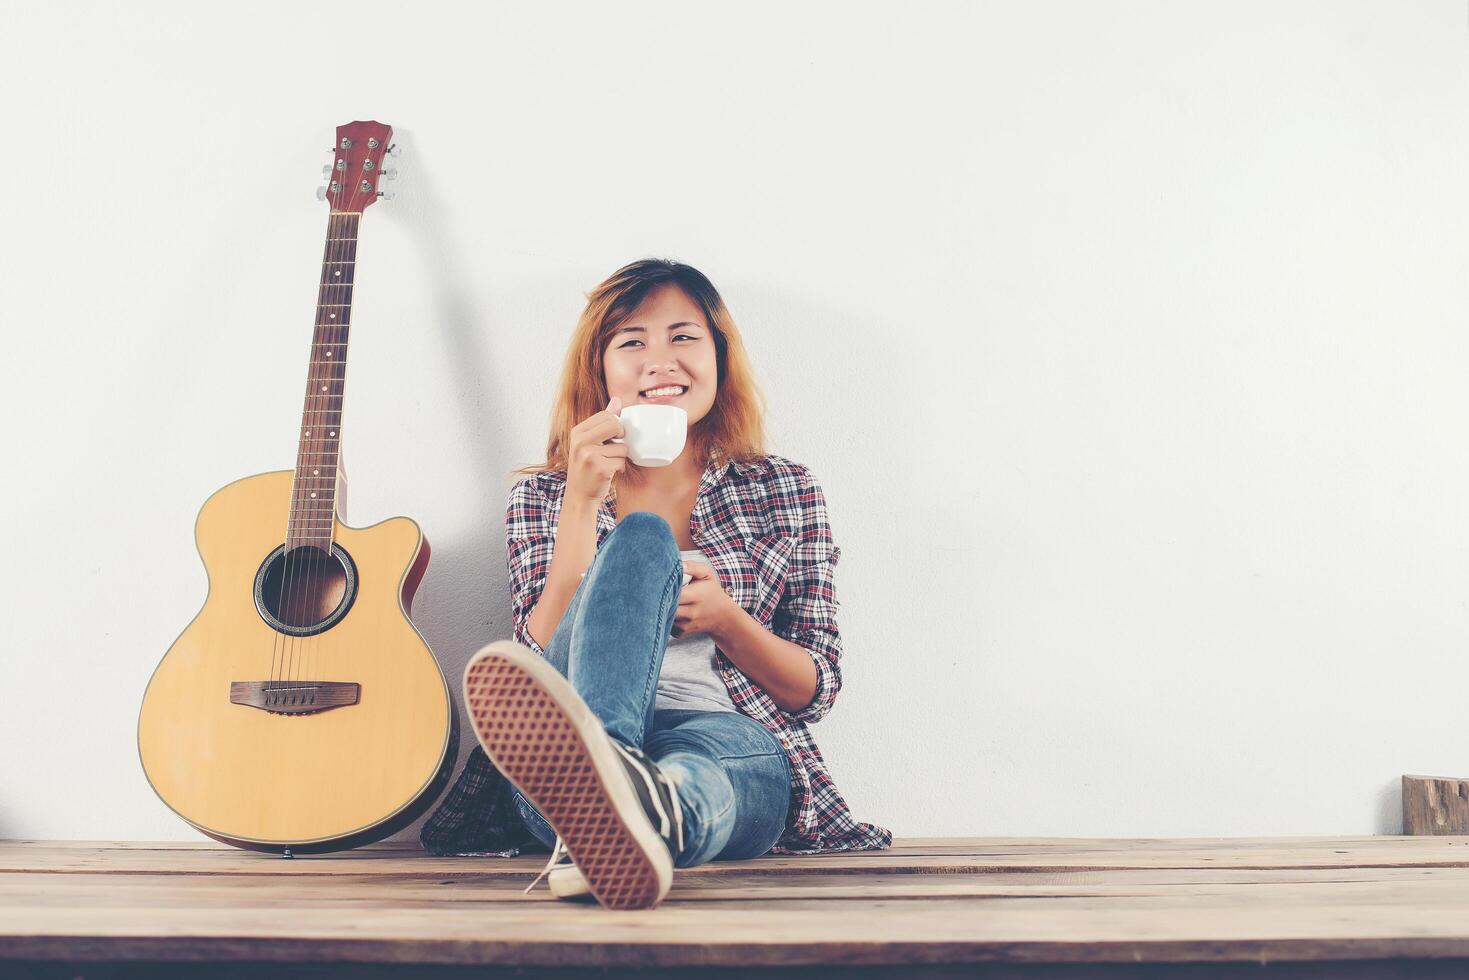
640,385,689,400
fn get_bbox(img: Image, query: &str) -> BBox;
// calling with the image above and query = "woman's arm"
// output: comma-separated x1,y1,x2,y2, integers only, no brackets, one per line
524,495,599,651
709,612,819,713
711,465,845,722
506,478,597,656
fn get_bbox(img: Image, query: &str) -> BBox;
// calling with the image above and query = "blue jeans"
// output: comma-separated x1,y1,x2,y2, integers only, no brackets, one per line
512,511,792,867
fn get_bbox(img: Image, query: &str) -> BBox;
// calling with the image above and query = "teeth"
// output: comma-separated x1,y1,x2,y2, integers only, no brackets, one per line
642,385,686,398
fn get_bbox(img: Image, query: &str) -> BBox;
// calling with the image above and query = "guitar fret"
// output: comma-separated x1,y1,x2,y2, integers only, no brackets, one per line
293,214,361,491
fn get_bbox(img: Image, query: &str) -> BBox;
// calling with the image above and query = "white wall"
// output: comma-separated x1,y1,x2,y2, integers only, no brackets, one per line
2,0,1465,844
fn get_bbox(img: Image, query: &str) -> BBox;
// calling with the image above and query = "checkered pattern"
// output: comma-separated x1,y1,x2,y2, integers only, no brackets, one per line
421,452,891,856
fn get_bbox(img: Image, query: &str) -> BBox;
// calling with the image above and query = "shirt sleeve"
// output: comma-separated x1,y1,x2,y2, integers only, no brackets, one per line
771,466,845,724
505,476,554,658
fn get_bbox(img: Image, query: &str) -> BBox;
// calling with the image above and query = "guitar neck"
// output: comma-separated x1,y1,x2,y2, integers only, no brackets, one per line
287,211,360,549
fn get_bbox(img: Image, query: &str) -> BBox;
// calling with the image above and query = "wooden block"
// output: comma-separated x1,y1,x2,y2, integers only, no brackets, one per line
1403,773,1469,834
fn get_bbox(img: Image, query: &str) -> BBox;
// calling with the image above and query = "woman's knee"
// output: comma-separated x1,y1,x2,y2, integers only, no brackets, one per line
603,510,680,567
614,509,675,541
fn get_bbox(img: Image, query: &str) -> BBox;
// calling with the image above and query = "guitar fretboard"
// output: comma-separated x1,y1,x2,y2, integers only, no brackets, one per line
287,211,359,549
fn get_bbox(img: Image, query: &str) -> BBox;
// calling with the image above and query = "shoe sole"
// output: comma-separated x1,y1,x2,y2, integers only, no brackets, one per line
463,640,673,910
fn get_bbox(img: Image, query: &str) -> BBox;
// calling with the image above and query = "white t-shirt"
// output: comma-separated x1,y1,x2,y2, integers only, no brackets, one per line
655,547,738,713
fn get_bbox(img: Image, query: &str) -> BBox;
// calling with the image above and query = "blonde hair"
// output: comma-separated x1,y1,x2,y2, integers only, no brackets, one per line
512,258,769,489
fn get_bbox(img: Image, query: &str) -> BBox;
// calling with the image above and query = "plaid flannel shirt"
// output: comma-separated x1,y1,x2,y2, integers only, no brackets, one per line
420,451,891,856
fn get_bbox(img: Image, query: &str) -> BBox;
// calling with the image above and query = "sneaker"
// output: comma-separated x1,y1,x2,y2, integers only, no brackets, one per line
525,835,593,900
462,640,685,910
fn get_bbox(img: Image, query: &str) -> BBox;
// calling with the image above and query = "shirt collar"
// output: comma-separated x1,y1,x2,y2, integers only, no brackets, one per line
540,451,767,490
704,451,770,486
565,451,769,533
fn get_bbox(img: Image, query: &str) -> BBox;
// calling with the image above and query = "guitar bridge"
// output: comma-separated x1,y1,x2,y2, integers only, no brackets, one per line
229,681,360,715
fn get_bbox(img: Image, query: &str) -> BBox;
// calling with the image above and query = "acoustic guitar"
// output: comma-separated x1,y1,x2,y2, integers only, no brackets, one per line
138,121,457,854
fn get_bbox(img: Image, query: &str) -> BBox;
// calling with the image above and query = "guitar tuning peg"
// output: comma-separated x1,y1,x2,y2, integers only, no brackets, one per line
382,168,398,180
322,165,332,176
377,187,397,202
316,186,328,201
387,144,401,157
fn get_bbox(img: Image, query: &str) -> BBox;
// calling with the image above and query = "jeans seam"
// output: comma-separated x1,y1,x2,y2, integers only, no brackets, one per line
635,557,682,745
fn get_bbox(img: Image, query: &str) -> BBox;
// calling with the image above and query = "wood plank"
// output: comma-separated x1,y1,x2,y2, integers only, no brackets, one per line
1,839,1468,970
6,868,1469,909
5,902,1469,966
7,837,1469,876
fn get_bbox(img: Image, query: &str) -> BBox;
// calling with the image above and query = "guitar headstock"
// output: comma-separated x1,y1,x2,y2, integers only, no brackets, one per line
316,120,398,212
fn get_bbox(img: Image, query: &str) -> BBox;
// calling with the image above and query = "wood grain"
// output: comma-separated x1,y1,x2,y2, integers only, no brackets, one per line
1403,774,1469,835
3,837,1469,973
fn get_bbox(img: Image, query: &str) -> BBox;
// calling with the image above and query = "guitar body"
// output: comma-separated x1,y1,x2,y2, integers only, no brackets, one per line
138,469,457,852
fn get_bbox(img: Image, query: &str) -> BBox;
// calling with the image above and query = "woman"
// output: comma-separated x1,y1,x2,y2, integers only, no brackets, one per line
446,258,890,911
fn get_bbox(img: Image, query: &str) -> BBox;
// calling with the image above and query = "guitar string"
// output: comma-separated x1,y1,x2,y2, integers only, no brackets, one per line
280,140,375,704
303,182,364,693
277,199,325,693
301,210,340,693
275,208,322,695
298,207,341,690
269,186,317,693
306,204,355,694
321,200,362,690
270,197,319,694
313,192,365,690
280,204,340,694
292,206,348,692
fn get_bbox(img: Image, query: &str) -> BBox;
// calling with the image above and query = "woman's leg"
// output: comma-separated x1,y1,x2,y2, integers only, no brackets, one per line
543,509,683,744
643,708,792,867
513,510,684,847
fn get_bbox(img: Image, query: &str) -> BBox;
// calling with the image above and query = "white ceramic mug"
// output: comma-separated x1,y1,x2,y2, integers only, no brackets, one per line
611,404,688,467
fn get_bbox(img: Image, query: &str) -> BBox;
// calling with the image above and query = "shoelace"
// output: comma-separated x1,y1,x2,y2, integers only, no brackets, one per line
524,835,571,894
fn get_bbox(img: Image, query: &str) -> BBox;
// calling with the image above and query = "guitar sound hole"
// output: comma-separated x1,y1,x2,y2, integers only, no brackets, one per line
253,543,359,637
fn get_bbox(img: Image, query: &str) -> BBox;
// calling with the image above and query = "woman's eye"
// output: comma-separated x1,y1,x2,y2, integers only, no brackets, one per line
621,334,695,348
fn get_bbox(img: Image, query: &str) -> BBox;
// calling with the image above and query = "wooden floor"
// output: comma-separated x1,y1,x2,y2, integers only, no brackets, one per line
4,836,1469,978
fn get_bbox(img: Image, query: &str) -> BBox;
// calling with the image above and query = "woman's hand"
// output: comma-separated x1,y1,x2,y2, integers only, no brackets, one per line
672,561,742,639
565,396,628,506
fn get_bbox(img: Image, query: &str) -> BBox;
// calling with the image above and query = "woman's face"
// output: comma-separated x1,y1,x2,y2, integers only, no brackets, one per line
603,284,717,428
